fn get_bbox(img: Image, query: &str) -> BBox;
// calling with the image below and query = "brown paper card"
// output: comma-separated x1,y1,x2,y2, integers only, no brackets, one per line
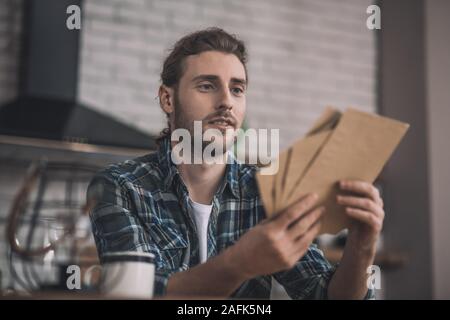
280,130,333,207
277,108,341,208
306,107,342,136
273,147,291,212
286,108,410,234
259,108,341,217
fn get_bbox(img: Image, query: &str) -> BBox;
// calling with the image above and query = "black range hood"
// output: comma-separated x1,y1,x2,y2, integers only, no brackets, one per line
0,0,156,150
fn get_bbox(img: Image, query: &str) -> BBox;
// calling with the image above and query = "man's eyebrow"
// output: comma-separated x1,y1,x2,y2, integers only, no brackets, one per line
191,74,247,86
230,77,247,87
191,74,220,82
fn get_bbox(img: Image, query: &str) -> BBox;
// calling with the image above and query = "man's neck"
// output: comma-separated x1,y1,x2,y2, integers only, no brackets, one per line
170,139,228,204
177,160,227,205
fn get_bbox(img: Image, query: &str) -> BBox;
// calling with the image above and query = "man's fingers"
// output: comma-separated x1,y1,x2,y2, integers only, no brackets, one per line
294,219,322,253
273,193,318,229
345,208,382,231
287,206,324,239
337,195,384,218
340,180,382,205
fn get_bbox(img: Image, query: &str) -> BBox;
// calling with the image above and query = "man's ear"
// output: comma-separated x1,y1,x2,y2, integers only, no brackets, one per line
159,85,175,114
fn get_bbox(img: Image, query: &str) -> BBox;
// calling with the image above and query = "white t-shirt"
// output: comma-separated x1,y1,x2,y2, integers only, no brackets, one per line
189,198,213,263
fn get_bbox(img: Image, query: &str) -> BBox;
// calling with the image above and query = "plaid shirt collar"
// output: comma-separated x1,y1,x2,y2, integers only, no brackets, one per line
157,136,241,199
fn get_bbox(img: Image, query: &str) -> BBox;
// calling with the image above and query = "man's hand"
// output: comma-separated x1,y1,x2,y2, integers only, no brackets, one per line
337,180,385,254
226,193,324,279
327,180,384,299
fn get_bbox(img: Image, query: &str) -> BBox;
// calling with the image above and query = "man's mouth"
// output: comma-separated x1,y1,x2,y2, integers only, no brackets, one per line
208,117,235,128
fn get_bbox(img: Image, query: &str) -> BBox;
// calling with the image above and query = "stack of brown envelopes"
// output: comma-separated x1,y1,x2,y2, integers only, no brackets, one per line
256,107,410,234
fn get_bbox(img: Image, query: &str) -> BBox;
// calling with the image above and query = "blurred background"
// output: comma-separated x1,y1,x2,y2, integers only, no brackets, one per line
0,0,448,299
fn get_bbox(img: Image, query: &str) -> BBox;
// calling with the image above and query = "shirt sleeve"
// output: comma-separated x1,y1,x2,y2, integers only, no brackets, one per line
87,171,171,296
273,243,375,300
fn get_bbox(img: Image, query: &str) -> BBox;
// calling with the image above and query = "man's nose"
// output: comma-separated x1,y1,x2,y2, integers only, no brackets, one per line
215,86,233,111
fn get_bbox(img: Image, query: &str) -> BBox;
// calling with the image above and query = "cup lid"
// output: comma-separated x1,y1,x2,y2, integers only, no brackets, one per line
101,251,155,264
102,251,155,258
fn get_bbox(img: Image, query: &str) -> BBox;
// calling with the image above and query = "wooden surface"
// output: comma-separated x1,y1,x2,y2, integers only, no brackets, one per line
0,291,226,300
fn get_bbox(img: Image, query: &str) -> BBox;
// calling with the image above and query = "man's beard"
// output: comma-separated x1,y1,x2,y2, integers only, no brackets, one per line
172,92,238,158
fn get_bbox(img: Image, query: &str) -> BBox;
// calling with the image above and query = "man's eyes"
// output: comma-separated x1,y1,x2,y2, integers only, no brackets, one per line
196,83,245,96
231,87,245,96
198,83,215,91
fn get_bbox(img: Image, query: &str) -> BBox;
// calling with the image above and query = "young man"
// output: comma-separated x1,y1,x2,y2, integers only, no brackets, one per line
88,28,384,299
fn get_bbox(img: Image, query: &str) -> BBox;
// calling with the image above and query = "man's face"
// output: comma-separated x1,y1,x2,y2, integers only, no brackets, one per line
170,51,247,154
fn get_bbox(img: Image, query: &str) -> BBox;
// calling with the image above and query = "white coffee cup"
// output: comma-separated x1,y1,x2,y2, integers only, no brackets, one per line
99,251,155,299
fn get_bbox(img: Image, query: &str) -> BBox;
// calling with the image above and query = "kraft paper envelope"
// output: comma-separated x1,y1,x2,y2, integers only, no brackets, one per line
257,108,341,216
306,107,342,136
276,108,341,209
285,108,409,234
273,148,290,212
280,129,333,205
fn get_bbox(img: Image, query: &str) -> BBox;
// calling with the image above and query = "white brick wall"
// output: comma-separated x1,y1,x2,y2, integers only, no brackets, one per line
78,0,378,149
0,0,22,105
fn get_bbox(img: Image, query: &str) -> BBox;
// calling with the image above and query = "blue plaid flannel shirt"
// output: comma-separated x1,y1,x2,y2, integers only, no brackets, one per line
88,136,374,299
